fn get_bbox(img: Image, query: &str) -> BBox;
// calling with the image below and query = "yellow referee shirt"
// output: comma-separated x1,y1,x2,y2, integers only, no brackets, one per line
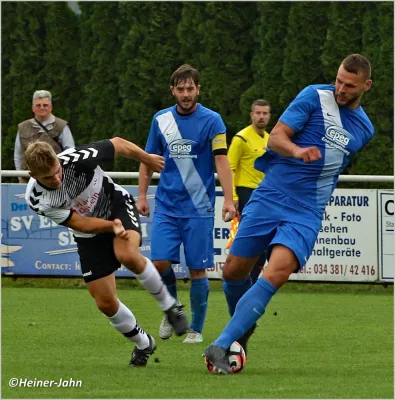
228,125,269,200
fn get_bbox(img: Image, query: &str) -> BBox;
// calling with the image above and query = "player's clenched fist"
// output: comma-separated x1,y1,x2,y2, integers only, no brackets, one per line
293,146,322,163
222,200,236,222
136,197,150,217
146,154,165,172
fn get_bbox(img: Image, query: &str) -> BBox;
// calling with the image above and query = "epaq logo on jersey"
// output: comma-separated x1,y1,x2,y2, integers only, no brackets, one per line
168,139,197,159
322,125,353,155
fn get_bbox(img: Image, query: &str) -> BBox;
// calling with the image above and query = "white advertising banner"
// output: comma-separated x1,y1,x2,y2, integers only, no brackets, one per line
206,192,232,279
211,189,379,282
291,189,378,282
378,191,394,282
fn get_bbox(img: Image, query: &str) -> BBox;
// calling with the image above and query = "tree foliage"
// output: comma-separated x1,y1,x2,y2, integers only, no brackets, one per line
240,2,291,131
280,2,330,109
1,1,393,179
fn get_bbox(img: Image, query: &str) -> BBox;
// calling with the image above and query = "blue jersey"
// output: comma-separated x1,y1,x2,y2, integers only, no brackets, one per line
255,84,374,214
145,104,226,218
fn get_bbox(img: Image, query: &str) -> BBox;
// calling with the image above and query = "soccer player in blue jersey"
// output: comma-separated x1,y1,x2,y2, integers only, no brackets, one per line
204,54,375,373
137,64,236,344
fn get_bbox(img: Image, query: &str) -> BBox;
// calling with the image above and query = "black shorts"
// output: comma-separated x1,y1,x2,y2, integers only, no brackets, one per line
236,186,255,214
75,195,142,283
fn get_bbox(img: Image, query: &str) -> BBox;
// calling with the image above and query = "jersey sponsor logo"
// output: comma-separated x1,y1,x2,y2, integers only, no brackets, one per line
74,192,100,215
322,125,353,155
168,139,197,159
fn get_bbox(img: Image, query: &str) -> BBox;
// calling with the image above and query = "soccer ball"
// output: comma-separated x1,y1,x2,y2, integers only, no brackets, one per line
204,341,246,374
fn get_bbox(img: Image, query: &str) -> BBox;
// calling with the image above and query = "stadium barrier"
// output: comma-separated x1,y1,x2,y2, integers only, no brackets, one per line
3,170,395,182
1,172,393,283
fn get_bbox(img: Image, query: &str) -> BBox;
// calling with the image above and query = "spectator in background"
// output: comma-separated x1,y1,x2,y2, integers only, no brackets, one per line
227,99,271,284
14,90,75,183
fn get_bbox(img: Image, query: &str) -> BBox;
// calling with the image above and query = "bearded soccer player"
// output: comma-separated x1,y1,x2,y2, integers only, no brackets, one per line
137,64,236,344
204,54,375,373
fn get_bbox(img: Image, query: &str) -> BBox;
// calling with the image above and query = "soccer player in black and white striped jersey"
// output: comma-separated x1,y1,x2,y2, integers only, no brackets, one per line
24,137,188,367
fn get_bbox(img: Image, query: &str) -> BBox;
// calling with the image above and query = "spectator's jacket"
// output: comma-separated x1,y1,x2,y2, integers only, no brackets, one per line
18,115,68,167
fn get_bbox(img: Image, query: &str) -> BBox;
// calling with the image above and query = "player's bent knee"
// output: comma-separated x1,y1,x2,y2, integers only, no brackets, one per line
263,263,297,288
153,260,172,273
94,296,118,316
222,255,254,281
116,251,139,267
189,268,207,279
116,251,146,273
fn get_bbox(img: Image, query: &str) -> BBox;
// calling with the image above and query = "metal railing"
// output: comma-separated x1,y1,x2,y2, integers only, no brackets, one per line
1,170,394,183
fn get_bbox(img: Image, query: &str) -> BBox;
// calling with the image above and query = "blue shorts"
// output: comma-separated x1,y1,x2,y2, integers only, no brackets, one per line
151,213,214,270
230,182,322,269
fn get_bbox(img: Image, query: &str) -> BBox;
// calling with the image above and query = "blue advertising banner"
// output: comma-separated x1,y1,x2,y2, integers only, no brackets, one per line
1,184,189,279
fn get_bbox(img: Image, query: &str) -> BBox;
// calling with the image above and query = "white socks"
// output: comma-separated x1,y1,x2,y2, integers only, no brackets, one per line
135,257,176,311
107,300,149,349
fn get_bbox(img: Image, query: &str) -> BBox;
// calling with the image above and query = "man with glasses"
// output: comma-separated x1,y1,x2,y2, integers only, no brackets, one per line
14,90,75,183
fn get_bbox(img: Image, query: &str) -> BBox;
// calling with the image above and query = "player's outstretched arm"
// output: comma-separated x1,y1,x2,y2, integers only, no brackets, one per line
110,137,164,172
63,212,118,234
215,155,236,222
269,121,322,163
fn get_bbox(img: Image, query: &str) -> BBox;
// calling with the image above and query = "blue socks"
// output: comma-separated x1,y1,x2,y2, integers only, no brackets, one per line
223,276,252,316
160,267,178,300
214,277,277,349
190,277,210,333
161,268,209,333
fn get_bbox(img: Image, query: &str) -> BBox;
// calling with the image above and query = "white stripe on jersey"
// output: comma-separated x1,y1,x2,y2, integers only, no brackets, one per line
316,89,346,205
58,147,98,165
156,111,211,216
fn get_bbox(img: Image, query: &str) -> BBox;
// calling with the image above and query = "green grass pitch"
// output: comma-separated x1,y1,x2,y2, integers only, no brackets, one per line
1,281,393,399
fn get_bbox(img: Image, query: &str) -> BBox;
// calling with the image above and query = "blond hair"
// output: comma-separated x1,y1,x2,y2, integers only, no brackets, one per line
25,141,58,174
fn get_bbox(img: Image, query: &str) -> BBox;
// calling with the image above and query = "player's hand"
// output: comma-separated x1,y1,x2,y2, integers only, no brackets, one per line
222,200,236,222
293,146,322,163
137,197,150,217
146,154,165,173
113,218,128,239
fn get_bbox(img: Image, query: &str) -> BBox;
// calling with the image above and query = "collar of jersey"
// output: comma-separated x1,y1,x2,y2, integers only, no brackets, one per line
174,103,200,117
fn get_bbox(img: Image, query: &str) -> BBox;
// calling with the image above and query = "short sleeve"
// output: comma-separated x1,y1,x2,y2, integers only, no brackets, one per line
145,117,164,155
58,139,115,171
279,86,319,133
43,209,72,225
209,114,227,140
227,135,244,171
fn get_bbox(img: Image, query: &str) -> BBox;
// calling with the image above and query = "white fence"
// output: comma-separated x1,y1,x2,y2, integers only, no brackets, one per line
2,170,394,183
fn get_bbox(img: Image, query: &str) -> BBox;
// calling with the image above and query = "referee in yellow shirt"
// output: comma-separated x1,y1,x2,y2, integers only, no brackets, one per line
227,99,271,283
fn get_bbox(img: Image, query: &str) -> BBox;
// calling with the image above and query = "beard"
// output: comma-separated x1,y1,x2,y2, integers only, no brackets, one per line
335,92,361,108
256,121,267,129
176,96,198,113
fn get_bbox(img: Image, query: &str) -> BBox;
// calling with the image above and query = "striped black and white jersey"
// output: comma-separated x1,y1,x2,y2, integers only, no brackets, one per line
25,139,130,238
